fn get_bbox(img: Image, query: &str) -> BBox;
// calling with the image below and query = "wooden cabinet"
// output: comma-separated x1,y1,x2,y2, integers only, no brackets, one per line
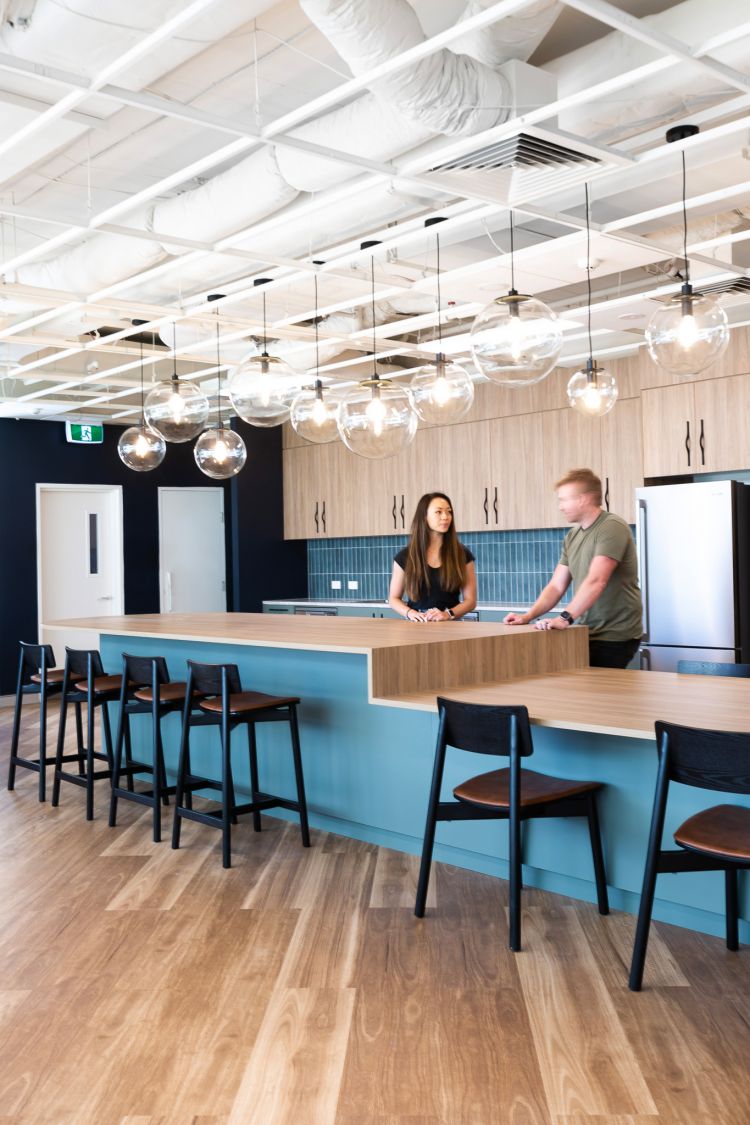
641,383,695,478
694,374,750,472
600,397,643,524
641,373,750,479
283,442,348,539
489,413,546,530
540,408,602,527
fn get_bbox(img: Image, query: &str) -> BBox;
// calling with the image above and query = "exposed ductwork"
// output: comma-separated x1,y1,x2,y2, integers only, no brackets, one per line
449,0,562,68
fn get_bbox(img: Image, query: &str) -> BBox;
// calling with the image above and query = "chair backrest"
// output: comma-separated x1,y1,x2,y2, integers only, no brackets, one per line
121,653,169,686
676,660,750,678
655,720,750,795
187,660,241,697
64,647,104,680
437,697,534,758
19,641,56,682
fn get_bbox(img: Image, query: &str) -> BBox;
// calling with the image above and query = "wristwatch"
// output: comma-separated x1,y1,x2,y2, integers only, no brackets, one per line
447,608,455,619
560,611,575,625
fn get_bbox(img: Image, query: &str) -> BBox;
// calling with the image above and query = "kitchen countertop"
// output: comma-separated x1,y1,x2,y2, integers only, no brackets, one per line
263,598,561,614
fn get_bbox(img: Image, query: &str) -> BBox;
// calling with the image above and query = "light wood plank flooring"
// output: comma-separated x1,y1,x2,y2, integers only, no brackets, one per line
0,703,748,1124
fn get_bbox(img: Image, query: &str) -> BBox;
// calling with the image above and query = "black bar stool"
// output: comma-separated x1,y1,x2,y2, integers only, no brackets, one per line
629,719,750,991
171,660,310,868
51,648,122,821
415,697,609,952
7,642,65,802
109,654,188,843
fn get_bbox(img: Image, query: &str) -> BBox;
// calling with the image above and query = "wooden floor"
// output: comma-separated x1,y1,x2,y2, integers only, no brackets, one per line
0,706,748,1124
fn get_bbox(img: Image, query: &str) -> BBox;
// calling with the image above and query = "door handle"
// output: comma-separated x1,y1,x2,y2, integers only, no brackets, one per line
314,501,319,533
165,571,173,613
493,486,498,524
392,494,397,530
685,420,691,467
400,494,405,529
699,418,705,466
483,486,489,525
97,595,114,601
639,646,651,671
604,476,610,511
321,499,326,534
637,498,649,641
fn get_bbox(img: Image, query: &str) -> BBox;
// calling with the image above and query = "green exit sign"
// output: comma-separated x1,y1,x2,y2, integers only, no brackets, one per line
65,422,104,444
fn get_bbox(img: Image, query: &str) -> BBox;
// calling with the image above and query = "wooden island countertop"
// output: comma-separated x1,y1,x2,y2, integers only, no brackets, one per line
44,611,589,701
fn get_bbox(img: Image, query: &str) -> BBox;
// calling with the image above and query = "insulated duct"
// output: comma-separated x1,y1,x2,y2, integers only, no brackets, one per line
450,0,562,68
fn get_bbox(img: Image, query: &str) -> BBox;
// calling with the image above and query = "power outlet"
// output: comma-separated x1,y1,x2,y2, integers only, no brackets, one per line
331,580,341,590
348,580,358,590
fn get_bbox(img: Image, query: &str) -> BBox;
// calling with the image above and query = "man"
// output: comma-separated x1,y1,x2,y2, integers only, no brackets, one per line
504,468,643,669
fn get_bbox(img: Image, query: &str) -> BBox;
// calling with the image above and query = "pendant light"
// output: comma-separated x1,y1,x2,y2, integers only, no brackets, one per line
645,124,729,376
228,278,296,427
470,211,563,387
337,241,417,460
144,321,209,442
194,295,247,479
409,218,474,424
567,184,618,417
117,322,166,471
289,269,340,443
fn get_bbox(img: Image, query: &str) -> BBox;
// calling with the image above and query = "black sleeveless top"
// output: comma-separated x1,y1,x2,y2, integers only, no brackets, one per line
394,545,475,612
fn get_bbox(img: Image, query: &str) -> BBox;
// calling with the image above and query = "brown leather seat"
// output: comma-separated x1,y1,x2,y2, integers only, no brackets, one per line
674,804,750,862
73,674,123,695
199,690,300,716
454,767,602,809
29,668,65,685
134,681,188,704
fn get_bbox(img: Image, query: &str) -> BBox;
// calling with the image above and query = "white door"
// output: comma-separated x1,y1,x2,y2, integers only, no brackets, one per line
158,487,226,613
37,484,125,657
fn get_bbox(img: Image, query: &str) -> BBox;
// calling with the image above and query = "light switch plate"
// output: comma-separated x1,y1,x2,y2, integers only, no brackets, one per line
348,580,358,590
331,580,341,590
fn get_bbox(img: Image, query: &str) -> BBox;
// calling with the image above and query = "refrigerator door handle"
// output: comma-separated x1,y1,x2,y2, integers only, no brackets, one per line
639,646,652,670
637,497,650,641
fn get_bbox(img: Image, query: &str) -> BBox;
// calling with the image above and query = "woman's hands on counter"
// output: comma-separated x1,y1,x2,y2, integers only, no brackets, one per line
405,608,452,622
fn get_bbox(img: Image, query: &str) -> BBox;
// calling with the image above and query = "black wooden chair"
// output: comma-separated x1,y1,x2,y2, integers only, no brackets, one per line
171,661,310,868
109,654,188,843
677,660,750,677
7,642,65,802
415,697,609,951
629,720,750,990
51,648,122,820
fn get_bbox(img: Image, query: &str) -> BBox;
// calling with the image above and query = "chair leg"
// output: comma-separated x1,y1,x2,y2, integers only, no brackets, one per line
289,706,310,847
74,703,85,774
247,723,262,832
220,721,232,869
7,685,23,792
586,792,610,915
122,711,134,792
628,845,661,991
38,687,49,802
85,699,96,821
415,742,446,919
509,806,522,953
725,867,739,952
171,717,191,851
152,722,163,844
109,707,127,828
51,698,68,807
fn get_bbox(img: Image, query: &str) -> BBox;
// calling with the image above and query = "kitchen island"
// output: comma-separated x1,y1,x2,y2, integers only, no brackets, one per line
45,612,750,941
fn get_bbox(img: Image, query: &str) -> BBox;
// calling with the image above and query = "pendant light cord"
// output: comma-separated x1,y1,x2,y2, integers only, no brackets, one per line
314,271,320,379
215,305,223,429
509,210,516,293
681,148,690,287
262,289,268,354
585,182,594,366
172,322,178,382
435,231,443,349
139,336,145,424
371,253,377,379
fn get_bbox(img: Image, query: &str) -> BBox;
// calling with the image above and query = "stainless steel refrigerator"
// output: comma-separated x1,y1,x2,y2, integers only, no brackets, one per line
636,480,750,672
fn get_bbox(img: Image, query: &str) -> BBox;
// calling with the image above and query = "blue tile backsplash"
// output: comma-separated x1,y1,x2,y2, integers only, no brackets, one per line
308,528,572,606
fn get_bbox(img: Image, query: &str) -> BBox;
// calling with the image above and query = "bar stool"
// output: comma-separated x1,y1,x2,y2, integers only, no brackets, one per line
171,660,310,868
7,642,65,802
51,648,122,821
109,654,188,843
629,719,750,991
415,697,609,951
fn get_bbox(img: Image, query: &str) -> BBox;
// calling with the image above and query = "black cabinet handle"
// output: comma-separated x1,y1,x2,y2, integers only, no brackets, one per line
493,486,498,524
699,418,705,466
321,499,326,533
685,420,691,467
400,494,405,529
605,476,610,511
483,486,489,525
392,494,397,529
314,501,319,533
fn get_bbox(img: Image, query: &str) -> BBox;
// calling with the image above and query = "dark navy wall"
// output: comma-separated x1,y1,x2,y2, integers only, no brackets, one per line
0,417,306,693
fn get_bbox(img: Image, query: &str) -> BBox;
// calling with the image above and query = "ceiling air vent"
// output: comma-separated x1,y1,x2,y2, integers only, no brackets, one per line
698,276,750,297
426,125,625,209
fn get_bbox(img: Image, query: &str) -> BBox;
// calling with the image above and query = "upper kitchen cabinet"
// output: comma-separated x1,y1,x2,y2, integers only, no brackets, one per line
694,374,750,473
641,382,696,478
540,407,602,527
431,420,492,532
488,412,547,530
283,441,350,539
600,397,643,524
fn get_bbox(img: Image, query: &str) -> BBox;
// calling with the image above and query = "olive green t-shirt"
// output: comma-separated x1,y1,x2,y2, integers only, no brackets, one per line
559,511,643,642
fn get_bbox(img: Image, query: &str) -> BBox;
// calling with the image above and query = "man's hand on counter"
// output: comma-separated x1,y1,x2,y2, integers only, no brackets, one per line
534,616,570,631
504,612,530,625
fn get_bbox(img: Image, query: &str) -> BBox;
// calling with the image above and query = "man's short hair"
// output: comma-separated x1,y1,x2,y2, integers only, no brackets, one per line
554,467,602,506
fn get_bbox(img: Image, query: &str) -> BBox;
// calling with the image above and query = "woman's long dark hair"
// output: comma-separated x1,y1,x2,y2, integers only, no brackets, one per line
404,492,467,601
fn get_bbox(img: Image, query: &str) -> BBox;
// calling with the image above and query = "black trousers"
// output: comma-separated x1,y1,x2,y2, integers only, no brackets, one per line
588,637,641,669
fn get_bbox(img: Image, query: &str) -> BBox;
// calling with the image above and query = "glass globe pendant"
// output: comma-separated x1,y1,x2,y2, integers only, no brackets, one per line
290,379,340,444
144,322,209,442
409,353,474,424
646,125,729,377
117,326,166,471
567,358,618,417
194,295,247,479
228,278,296,427
471,212,562,387
338,375,417,459
289,274,340,444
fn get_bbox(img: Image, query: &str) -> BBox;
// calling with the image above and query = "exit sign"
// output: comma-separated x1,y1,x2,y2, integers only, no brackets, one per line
65,422,104,444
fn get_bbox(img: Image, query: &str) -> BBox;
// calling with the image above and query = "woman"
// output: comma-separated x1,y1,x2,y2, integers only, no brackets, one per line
388,492,477,622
